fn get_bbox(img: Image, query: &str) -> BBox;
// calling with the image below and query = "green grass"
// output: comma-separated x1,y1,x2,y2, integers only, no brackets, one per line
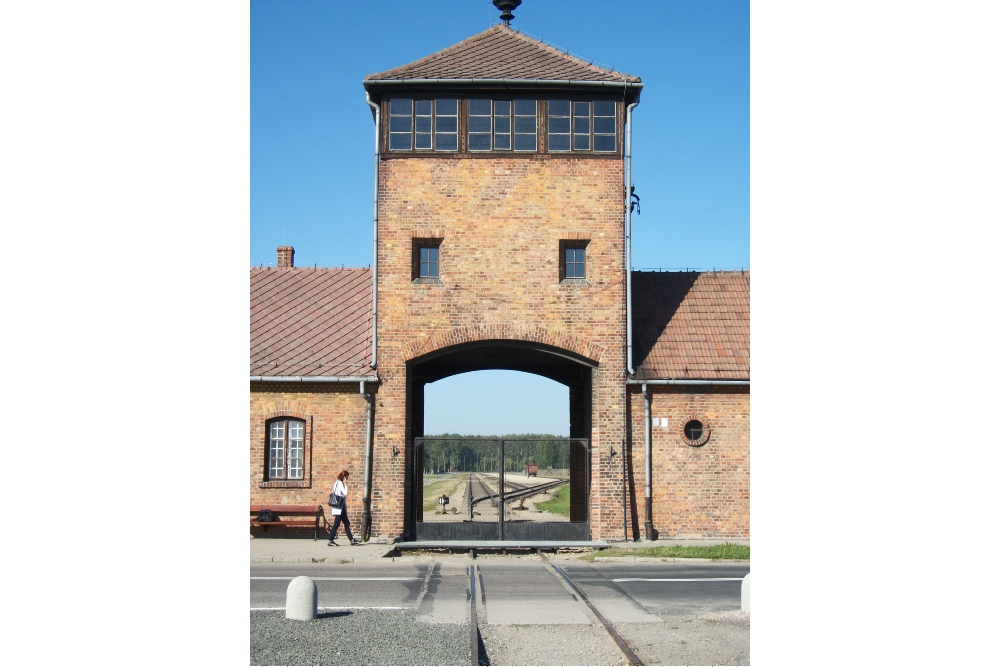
580,542,749,561
535,485,570,516
422,475,466,511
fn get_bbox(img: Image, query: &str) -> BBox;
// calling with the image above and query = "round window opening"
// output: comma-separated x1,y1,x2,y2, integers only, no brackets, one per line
681,418,711,447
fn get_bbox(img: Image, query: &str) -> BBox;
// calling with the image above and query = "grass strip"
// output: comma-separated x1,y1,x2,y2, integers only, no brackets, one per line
580,542,749,561
535,485,570,517
422,475,466,512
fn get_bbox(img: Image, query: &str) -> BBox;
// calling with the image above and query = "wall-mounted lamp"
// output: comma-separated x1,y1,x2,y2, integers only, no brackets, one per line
392,444,400,459
609,445,618,461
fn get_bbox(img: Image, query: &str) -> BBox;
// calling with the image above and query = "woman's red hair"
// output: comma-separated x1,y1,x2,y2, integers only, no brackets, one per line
337,470,350,481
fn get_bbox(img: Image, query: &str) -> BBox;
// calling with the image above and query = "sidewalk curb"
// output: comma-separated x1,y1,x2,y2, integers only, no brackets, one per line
592,556,750,563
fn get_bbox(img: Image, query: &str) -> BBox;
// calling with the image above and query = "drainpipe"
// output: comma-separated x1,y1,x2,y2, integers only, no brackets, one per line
641,383,654,541
365,92,380,369
360,379,375,541
625,97,639,375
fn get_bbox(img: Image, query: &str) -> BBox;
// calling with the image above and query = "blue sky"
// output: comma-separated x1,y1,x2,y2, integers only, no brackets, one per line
251,0,749,434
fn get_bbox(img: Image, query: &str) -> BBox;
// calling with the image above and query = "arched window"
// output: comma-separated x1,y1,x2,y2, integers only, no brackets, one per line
266,418,305,480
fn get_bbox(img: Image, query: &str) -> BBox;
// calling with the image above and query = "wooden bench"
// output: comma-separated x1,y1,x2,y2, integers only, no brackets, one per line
251,504,328,541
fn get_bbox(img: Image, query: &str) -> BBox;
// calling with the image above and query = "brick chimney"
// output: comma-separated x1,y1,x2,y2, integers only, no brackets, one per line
277,246,294,268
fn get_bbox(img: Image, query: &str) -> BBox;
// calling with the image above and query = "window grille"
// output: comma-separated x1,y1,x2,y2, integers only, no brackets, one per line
388,98,458,152
566,247,586,278
593,100,616,152
573,101,591,150
388,98,413,151
434,99,458,151
419,246,439,277
415,100,432,150
494,100,512,150
468,99,493,151
513,99,537,151
684,420,704,441
547,100,616,153
267,418,304,480
548,100,571,152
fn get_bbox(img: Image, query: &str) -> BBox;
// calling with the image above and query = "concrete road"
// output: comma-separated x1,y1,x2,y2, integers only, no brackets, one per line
564,561,750,617
250,562,430,610
250,558,748,620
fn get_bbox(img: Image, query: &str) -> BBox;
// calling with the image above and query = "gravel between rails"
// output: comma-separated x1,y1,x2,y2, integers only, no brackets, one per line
616,610,751,666
479,623,628,666
250,609,470,666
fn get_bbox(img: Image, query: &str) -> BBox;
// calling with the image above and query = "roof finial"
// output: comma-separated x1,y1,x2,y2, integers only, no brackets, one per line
493,0,521,26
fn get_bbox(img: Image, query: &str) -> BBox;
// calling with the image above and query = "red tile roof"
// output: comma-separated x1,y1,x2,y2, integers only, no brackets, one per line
250,267,374,378
632,271,750,380
365,25,639,83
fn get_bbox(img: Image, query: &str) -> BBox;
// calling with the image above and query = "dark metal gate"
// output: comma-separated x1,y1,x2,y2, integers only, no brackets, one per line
412,437,590,541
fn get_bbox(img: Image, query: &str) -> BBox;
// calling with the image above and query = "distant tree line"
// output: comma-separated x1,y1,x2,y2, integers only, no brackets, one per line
420,434,574,474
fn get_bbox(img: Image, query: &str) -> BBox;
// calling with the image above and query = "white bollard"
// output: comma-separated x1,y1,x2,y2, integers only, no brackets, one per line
285,576,318,621
741,572,750,613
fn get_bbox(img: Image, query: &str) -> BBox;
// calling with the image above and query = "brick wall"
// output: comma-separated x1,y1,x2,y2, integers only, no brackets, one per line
250,381,369,536
627,385,750,539
374,154,629,540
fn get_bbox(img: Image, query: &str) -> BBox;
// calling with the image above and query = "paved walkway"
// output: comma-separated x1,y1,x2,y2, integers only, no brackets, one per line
249,535,749,563
250,536,398,563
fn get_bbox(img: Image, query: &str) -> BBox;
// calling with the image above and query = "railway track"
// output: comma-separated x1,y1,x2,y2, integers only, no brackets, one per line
467,555,643,666
467,473,567,508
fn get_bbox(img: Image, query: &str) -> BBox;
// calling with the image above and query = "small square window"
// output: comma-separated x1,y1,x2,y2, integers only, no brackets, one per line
559,240,589,282
419,246,439,277
412,239,443,281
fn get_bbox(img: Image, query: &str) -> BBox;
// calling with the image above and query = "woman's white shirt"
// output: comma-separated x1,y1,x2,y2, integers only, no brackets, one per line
333,479,348,497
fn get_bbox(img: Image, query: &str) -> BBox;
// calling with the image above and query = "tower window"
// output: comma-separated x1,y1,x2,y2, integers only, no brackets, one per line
389,98,413,150
560,240,589,281
547,100,616,153
412,238,443,281
513,99,537,151
593,100,616,152
434,99,458,151
469,99,517,151
573,101,591,150
415,100,432,149
419,247,439,277
388,98,459,152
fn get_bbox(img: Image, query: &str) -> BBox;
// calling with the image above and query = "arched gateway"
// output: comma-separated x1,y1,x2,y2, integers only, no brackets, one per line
408,339,596,540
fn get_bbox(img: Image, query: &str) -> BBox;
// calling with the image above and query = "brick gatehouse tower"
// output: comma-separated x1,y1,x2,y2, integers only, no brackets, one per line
250,18,749,544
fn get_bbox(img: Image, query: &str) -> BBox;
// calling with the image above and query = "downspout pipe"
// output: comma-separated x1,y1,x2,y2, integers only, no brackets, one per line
642,383,654,541
365,92,380,369
625,98,639,375
360,379,375,541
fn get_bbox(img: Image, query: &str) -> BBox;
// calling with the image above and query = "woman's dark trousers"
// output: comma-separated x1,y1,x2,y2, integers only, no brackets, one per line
329,509,355,542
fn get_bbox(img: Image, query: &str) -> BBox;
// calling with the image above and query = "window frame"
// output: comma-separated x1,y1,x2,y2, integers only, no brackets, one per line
681,416,712,447
546,99,617,154
382,96,620,156
412,237,444,283
263,416,310,486
559,239,590,283
387,98,461,153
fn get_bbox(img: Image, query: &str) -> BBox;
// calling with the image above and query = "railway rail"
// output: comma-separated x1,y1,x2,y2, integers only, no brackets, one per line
467,472,568,507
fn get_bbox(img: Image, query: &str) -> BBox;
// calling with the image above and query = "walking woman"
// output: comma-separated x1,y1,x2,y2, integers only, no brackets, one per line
327,470,360,546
